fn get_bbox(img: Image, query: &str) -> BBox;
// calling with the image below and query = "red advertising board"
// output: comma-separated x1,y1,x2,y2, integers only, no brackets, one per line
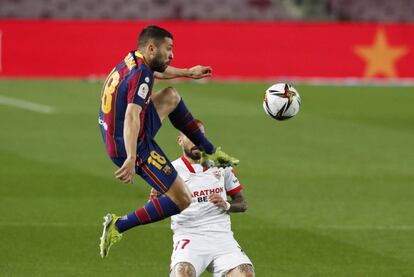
0,20,413,80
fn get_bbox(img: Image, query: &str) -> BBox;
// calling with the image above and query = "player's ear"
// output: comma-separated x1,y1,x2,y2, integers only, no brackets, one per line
147,41,156,56
146,42,155,58
177,135,182,146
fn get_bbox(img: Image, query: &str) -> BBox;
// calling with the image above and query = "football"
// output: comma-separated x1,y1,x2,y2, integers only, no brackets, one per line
263,83,301,121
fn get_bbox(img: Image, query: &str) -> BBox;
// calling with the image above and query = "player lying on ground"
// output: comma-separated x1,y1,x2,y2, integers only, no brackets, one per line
98,25,239,258
149,120,254,277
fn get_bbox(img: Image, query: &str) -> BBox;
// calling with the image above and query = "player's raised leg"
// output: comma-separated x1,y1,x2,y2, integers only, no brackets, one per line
151,87,239,166
152,86,214,154
100,173,191,258
114,175,191,231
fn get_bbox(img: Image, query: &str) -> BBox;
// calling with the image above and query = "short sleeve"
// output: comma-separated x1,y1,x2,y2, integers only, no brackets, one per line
127,69,152,107
224,167,243,196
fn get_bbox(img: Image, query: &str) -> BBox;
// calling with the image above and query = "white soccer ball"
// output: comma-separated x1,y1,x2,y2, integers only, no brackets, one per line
263,83,301,121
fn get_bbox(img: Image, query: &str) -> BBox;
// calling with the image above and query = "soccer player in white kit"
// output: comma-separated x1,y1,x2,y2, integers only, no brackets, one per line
150,120,254,277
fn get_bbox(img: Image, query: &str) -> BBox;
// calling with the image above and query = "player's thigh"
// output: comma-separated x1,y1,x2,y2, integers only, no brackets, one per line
137,141,178,194
164,175,192,209
151,87,180,122
170,262,197,277
210,237,254,277
138,140,191,209
170,236,210,277
226,264,255,277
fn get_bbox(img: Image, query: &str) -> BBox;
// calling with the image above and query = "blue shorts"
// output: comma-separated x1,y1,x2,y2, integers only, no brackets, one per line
111,101,178,193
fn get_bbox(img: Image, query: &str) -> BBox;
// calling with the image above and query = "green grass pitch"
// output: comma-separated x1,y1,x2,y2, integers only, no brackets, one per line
0,79,413,276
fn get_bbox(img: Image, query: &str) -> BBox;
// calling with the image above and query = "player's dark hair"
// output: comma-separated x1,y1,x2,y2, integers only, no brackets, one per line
138,25,173,48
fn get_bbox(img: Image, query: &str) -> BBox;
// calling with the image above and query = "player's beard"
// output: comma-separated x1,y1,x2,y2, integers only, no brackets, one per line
150,51,169,72
184,146,201,161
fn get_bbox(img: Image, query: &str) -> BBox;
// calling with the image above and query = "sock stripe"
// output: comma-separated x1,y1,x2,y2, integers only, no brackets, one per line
183,120,200,135
135,206,151,224
153,198,165,217
142,164,168,192
168,99,215,154
116,196,181,233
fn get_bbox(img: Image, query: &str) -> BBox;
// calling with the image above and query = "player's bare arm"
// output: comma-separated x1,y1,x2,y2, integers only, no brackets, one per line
114,103,142,184
208,191,247,213
154,65,212,79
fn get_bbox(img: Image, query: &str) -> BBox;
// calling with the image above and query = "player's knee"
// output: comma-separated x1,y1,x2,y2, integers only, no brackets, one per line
167,189,191,210
177,191,191,210
227,264,255,277
163,86,181,107
171,262,196,277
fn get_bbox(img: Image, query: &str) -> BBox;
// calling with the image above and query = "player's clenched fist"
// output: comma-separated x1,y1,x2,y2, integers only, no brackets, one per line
188,65,212,79
115,158,136,184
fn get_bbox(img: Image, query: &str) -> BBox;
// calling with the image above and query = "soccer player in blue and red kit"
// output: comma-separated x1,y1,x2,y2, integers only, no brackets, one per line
98,25,239,258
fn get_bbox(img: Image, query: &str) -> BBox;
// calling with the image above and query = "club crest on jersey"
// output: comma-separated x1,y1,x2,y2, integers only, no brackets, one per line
213,170,222,180
137,83,149,99
163,165,173,175
145,77,150,83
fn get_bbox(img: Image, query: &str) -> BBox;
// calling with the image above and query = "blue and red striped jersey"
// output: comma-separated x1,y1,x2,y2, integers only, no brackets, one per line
99,51,153,158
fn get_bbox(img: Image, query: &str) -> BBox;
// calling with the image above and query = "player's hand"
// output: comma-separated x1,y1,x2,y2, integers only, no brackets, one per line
115,157,136,184
208,193,227,210
188,65,212,79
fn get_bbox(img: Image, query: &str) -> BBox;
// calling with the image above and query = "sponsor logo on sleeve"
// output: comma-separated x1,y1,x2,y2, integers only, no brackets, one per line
137,83,149,99
98,117,108,131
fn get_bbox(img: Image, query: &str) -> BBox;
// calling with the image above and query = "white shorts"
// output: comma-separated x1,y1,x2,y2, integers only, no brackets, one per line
170,233,253,277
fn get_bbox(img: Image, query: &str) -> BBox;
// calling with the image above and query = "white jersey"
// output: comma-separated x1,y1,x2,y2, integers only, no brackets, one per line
170,156,242,237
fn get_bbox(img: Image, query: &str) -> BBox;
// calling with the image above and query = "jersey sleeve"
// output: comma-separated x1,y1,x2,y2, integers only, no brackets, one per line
224,167,243,196
126,69,152,107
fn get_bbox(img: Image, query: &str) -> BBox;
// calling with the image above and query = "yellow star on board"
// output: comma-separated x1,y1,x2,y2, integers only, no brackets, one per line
354,29,408,78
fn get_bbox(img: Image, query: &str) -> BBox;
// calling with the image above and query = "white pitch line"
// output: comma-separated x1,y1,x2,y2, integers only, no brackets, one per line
0,95,57,114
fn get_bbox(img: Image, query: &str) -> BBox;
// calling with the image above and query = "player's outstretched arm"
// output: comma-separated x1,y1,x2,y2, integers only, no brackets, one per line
115,103,142,184
154,65,212,79
208,191,247,213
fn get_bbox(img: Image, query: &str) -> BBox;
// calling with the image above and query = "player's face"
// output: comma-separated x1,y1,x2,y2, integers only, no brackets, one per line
151,37,173,72
178,124,205,161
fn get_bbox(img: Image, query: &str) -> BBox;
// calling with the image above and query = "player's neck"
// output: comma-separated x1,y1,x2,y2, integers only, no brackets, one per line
135,50,151,68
